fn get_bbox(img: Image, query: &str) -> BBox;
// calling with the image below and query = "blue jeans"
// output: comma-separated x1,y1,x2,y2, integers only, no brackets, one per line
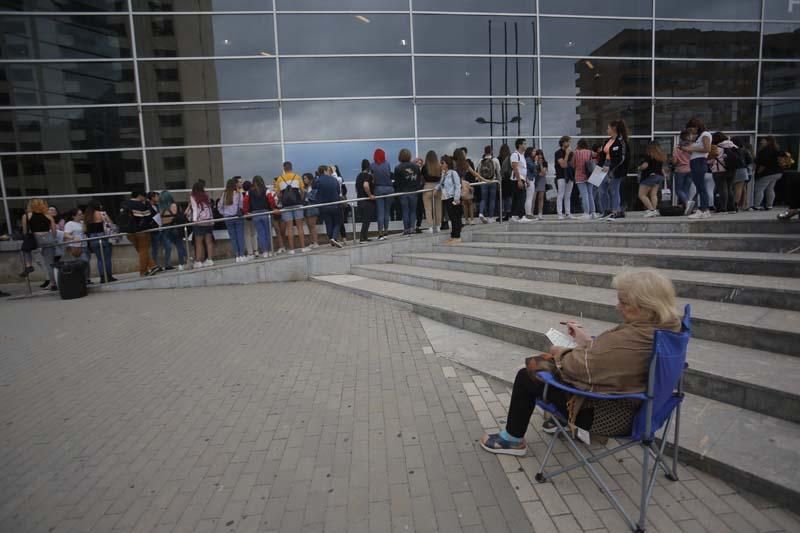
150,230,162,267
690,158,710,209
479,182,497,217
163,228,187,266
399,194,417,232
252,211,271,253
88,232,113,281
576,182,596,215
599,176,622,212
374,185,394,231
674,172,692,205
319,206,341,240
225,218,246,257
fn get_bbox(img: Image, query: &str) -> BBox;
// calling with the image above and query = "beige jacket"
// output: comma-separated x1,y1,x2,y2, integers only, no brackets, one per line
555,319,681,395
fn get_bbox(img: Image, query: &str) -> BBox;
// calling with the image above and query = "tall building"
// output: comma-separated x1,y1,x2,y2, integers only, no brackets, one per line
0,0,798,229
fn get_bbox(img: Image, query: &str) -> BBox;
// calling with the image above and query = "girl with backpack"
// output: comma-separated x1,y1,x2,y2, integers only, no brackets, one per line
158,190,188,271
709,132,739,213
189,182,215,268
573,139,597,219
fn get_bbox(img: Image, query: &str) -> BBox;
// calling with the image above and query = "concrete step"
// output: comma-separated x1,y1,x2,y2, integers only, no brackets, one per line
317,273,800,424
470,231,800,253
504,217,800,235
393,252,800,312
435,241,800,278
417,315,800,516
350,263,800,357
315,274,800,511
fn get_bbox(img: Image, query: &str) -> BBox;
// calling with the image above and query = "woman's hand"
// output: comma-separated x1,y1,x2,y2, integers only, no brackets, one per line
565,321,592,346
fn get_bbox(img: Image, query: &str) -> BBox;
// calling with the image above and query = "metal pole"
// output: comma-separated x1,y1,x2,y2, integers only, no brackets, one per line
184,225,193,265
351,202,357,244
503,22,508,142
515,22,521,137
20,250,31,297
488,20,494,150
267,214,273,256
431,189,437,233
98,235,108,282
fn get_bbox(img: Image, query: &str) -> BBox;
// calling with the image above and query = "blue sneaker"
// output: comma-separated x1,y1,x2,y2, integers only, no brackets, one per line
479,433,527,456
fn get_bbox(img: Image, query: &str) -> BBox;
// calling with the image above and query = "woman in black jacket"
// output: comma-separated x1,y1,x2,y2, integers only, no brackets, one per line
598,119,630,219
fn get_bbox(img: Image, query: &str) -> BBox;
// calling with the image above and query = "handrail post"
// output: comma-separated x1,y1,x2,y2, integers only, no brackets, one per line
350,202,357,244
98,234,107,282
431,189,437,233
184,225,192,266
267,213,273,256
20,249,32,297
498,174,503,222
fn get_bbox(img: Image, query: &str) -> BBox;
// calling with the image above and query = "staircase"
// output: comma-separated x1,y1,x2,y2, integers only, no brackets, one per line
315,215,800,512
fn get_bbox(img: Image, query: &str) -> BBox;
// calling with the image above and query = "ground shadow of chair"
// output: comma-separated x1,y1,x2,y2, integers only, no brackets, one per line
534,304,692,532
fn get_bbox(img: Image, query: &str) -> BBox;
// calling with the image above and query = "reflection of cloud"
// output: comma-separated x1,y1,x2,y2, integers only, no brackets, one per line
283,100,414,142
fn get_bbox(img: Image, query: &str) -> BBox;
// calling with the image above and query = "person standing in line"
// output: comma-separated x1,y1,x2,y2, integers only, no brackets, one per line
62,208,90,285
529,149,548,220
421,151,442,232
478,145,500,223
733,139,754,211
754,136,785,211
394,148,422,236
315,165,345,248
638,142,666,218
599,120,630,220
147,192,163,272
330,165,349,245
708,132,740,213
84,200,117,282
248,175,275,258
573,139,597,219
681,117,713,219
355,159,376,243
271,176,287,253
498,143,513,221
554,136,576,220
219,178,247,263
158,190,187,271
437,155,462,244
414,157,426,233
371,148,394,240
19,198,58,289
189,182,215,268
275,161,310,254
300,173,320,250
524,147,538,219
241,181,257,260
121,191,159,277
672,130,694,215
510,138,529,222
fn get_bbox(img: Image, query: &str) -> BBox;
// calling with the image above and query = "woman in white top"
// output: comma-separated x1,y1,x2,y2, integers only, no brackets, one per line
680,117,713,219
63,208,90,283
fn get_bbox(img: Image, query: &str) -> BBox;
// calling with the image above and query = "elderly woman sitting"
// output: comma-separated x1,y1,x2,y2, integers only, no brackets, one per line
480,269,681,456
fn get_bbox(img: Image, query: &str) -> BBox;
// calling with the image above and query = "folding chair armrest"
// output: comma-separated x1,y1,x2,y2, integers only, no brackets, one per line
536,371,649,401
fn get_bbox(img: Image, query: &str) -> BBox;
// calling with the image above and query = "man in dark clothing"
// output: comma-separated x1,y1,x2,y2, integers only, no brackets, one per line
316,166,345,247
122,191,158,276
355,159,376,243
394,148,423,236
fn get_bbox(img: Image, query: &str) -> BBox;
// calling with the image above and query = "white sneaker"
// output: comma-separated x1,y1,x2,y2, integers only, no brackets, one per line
301,246,311,252
330,239,344,248
537,215,543,221
288,249,295,255
247,254,255,260
684,200,695,216
427,227,434,234
235,256,241,263
193,261,203,269
580,214,592,220
204,259,214,267
558,215,565,220
276,247,285,254
701,210,711,219
643,210,656,218
512,216,521,222
517,217,530,223
309,243,319,249
261,252,270,258
177,264,184,271
566,214,574,219
479,214,487,224
688,211,704,220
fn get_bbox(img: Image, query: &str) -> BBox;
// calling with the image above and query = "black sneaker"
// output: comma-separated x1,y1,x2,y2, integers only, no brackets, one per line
542,418,558,434
0,290,10,297
145,266,160,276
39,280,50,289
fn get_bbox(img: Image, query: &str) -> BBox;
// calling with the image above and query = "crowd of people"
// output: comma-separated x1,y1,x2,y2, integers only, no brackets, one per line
8,116,796,291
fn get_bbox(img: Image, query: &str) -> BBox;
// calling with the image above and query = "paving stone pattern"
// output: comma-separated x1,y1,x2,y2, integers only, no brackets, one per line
1,283,799,532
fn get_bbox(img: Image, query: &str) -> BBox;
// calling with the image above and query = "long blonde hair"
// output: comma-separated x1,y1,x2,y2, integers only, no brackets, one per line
28,198,49,214
612,269,679,325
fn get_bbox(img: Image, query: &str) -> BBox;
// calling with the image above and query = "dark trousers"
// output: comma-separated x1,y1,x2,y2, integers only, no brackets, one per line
416,193,425,228
320,206,341,240
445,198,463,238
506,368,591,439
360,201,375,241
713,172,734,212
511,183,527,217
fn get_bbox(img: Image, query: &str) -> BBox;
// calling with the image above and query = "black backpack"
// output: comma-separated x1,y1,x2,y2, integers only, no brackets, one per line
117,205,134,233
721,146,745,172
479,158,495,180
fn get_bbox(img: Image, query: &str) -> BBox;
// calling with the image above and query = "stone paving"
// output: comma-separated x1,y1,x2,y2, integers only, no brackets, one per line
0,283,799,532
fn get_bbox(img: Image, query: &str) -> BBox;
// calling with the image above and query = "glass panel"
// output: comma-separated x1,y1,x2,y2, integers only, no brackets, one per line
0,107,140,152
763,23,800,59
0,62,135,106
419,138,496,164
146,144,283,191
276,0,406,9
280,57,411,98
284,140,415,187
761,62,800,97
0,0,125,10
1,151,144,197
654,100,756,132
276,13,409,55
0,15,131,59
282,99,414,141
539,17,651,57
540,58,650,97
655,0,760,19
414,15,535,55
539,0,651,17
133,0,270,10
141,102,280,147
413,0,535,13
415,57,535,96
416,98,537,139
137,58,278,102
540,98,650,137
759,101,800,135
655,21,759,58
765,0,800,21
133,14,274,57
654,61,757,98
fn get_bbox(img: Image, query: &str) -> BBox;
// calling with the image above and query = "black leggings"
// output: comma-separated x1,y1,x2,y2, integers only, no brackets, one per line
445,199,463,238
359,201,375,241
511,184,527,217
506,368,594,439
713,172,734,212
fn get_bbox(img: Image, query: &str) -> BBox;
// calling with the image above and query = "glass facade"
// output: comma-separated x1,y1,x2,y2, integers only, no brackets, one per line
1,0,799,230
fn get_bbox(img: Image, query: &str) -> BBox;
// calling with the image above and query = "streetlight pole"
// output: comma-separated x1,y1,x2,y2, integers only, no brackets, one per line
488,20,494,149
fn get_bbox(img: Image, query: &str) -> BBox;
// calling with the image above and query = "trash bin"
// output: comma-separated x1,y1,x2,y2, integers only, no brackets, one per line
54,261,88,300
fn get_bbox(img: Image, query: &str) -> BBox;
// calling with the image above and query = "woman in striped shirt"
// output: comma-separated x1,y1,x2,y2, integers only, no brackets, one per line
573,139,598,219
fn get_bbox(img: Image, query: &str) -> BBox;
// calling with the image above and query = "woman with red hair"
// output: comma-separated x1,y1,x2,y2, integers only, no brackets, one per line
370,148,394,240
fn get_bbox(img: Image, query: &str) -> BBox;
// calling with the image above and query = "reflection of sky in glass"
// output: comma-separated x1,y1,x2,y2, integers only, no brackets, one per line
283,100,414,142
655,0,760,19
538,17,651,57
209,14,274,56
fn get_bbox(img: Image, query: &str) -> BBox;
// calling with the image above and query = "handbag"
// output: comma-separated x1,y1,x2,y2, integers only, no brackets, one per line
21,217,37,252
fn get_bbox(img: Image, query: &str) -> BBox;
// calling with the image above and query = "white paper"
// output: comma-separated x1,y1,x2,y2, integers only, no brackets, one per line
588,166,607,187
546,328,577,349
576,427,591,445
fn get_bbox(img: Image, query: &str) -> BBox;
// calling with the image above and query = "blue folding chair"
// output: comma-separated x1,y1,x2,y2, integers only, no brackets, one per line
534,305,692,533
